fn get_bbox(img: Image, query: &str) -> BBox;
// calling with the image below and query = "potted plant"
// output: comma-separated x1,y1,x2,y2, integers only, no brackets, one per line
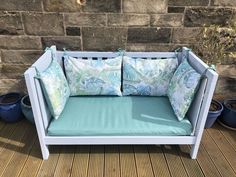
193,22,236,128
0,92,23,122
21,94,34,124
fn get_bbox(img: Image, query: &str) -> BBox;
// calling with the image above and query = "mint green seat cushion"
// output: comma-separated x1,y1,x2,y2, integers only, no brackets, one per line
48,96,192,136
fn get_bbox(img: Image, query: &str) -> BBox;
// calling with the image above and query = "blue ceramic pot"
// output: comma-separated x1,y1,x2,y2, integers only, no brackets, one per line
0,92,23,123
205,100,223,128
21,95,34,124
220,99,236,128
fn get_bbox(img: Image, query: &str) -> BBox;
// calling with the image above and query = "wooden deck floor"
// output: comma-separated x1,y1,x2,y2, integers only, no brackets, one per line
0,120,235,177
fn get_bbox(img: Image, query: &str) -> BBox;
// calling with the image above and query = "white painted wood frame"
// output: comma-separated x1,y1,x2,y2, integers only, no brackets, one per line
24,46,218,160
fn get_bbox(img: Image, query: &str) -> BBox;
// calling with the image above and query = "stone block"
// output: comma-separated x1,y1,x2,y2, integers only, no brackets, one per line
0,64,30,79
126,43,182,52
184,8,232,27
0,79,26,94
127,28,171,43
65,13,106,27
0,12,23,35
0,0,42,11
107,14,150,27
66,27,81,36
123,0,167,13
82,27,127,51
151,14,183,27
83,0,121,12
168,7,185,13
172,28,201,43
1,50,42,65
215,76,236,94
0,36,42,50
43,0,83,12
212,0,236,6
22,13,64,36
216,65,236,78
168,0,209,6
42,37,81,50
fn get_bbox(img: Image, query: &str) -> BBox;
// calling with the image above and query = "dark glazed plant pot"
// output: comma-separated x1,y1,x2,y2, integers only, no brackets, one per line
219,99,236,129
0,92,23,123
21,95,34,124
205,100,223,128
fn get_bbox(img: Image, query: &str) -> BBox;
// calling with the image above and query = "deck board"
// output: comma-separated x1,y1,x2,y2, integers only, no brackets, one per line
120,146,138,177
207,125,236,174
54,146,75,177
36,146,60,177
19,140,43,177
134,145,154,177
87,145,104,177
202,131,236,177
0,122,19,153
0,122,5,131
0,121,28,176
217,123,236,151
194,143,221,177
178,145,205,177
1,124,37,177
148,145,171,177
70,146,90,177
0,121,235,177
163,145,188,177
104,145,120,177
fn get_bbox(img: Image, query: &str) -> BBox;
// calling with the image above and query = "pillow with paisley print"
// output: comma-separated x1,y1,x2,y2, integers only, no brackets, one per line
64,56,122,96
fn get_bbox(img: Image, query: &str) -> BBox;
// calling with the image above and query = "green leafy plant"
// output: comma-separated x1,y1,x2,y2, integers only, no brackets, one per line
193,22,236,69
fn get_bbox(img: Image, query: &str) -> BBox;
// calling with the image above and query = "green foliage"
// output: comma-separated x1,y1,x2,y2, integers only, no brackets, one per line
193,22,236,65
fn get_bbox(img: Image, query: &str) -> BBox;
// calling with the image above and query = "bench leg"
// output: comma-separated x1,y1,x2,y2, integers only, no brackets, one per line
40,143,49,160
190,143,200,159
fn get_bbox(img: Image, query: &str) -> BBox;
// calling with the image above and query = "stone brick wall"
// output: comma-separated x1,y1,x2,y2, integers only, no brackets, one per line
0,0,235,98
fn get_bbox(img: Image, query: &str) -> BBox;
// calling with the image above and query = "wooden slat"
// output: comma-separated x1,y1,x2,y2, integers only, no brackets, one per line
54,146,75,177
163,145,188,177
56,51,176,59
0,122,18,153
19,139,43,177
119,146,137,177
148,145,171,177
71,146,90,177
194,144,221,177
207,126,236,174
87,145,104,177
178,145,204,177
134,145,154,177
202,131,236,177
36,146,61,177
1,124,37,177
217,123,236,151
0,122,5,131
104,145,120,177
0,121,28,176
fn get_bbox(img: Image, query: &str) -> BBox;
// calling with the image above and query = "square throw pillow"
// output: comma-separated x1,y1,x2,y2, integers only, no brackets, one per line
167,59,201,121
123,56,178,96
64,56,122,96
38,59,70,119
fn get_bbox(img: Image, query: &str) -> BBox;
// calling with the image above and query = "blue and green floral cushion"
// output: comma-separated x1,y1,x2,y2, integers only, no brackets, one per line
64,56,122,96
167,59,201,121
123,56,178,96
39,60,70,119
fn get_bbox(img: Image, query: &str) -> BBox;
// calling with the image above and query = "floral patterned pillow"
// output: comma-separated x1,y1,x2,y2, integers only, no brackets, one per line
64,56,122,96
167,59,201,121
123,56,178,96
38,59,70,119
